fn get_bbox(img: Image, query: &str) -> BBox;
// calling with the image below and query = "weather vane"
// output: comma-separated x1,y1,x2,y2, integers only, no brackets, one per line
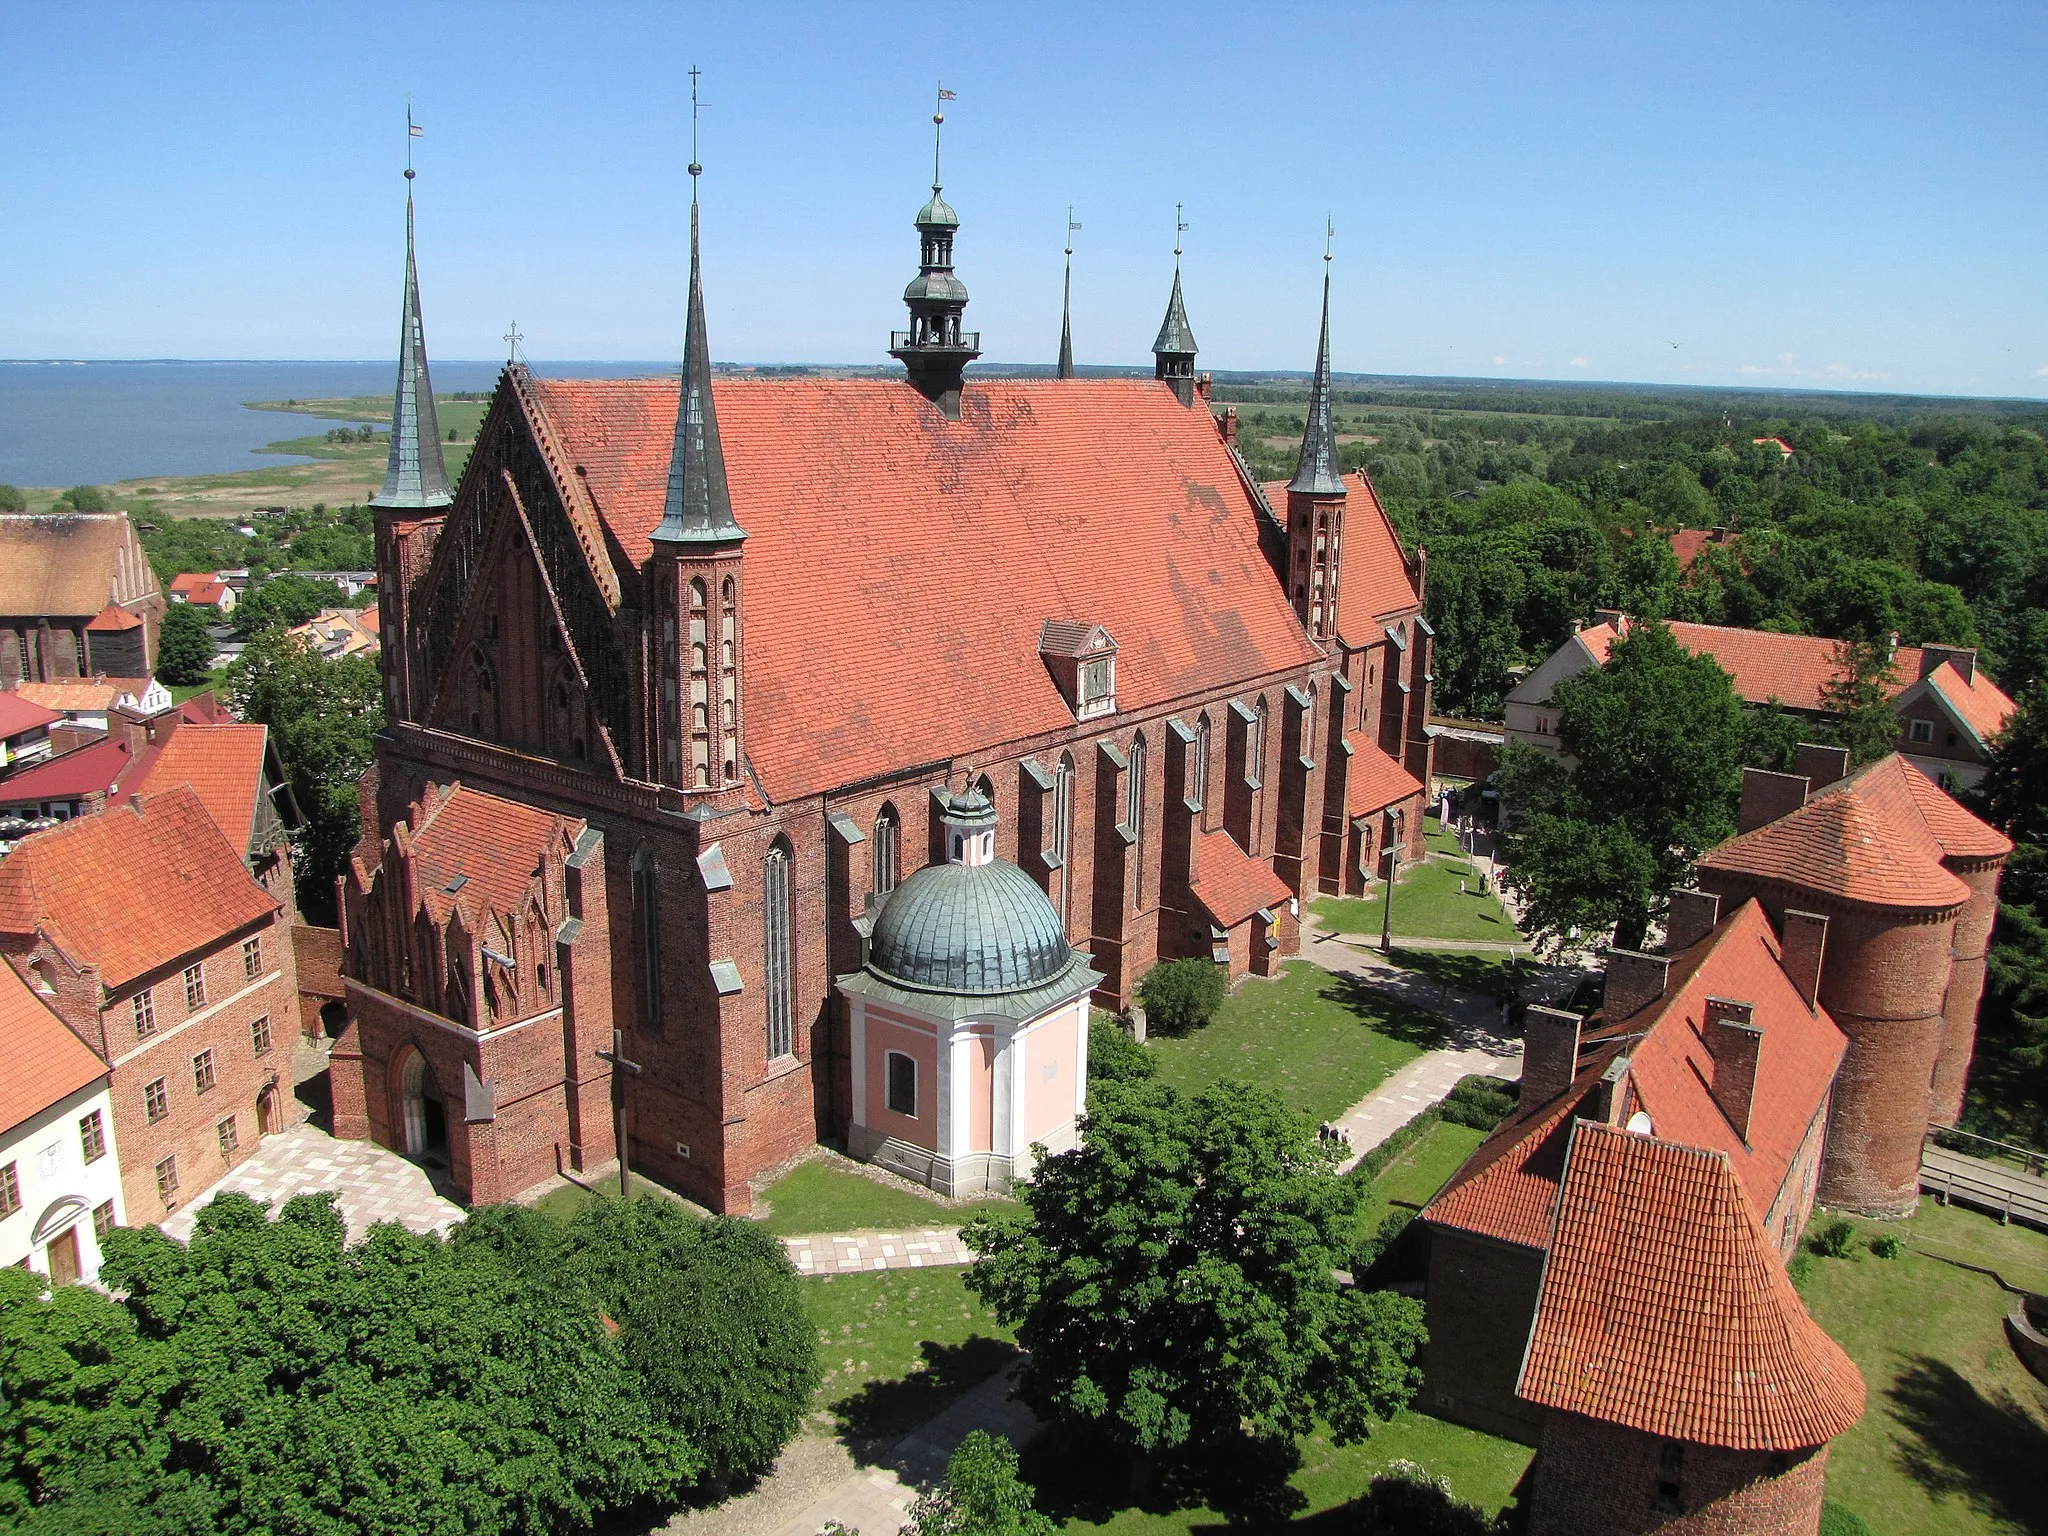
1325,213,1335,263
1066,205,1080,258
1174,202,1189,260
933,81,956,187
688,64,703,196
405,102,423,181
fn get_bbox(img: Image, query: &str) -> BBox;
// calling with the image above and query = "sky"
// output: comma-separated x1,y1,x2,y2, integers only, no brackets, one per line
4,1,2046,397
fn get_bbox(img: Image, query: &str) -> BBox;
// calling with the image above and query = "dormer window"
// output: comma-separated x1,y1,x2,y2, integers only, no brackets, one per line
1040,620,1118,721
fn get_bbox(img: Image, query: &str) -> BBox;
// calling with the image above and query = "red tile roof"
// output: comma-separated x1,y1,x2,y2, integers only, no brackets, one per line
1261,471,1422,640
0,738,138,805
131,724,269,853
528,378,1326,802
1190,828,1292,928
1344,734,1427,817
1920,661,2017,747
0,691,61,739
84,603,142,632
169,573,230,606
1614,901,1846,1206
0,957,107,1137
0,785,277,989
403,782,579,926
1518,1123,1865,1450
1700,754,2004,908
1421,1056,1608,1249
1575,619,1941,715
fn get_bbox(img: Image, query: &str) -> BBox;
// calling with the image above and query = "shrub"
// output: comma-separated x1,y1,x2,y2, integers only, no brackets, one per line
1136,957,1227,1036
1441,1075,1518,1130
1358,1460,1502,1535
1820,1499,1874,1536
1869,1231,1904,1260
902,1430,1055,1536
1809,1216,1857,1259
1350,1209,1419,1286
1087,1012,1154,1087
0,484,24,513
1786,1250,1815,1288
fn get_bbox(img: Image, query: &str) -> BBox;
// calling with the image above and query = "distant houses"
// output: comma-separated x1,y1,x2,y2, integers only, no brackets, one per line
167,572,236,614
286,605,380,661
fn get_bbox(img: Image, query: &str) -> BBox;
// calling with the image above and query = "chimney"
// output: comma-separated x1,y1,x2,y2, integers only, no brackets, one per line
1738,767,1809,835
1221,405,1239,446
1594,608,1627,631
1194,373,1214,404
1589,1053,1632,1126
1792,743,1850,792
1703,997,1762,1143
1664,889,1721,955
128,793,145,816
1521,1006,1584,1106
1918,644,1977,685
1780,909,1828,1013
1606,949,1671,1022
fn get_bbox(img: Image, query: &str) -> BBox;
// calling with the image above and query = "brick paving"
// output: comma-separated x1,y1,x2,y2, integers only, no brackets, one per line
782,1227,976,1275
160,1122,465,1244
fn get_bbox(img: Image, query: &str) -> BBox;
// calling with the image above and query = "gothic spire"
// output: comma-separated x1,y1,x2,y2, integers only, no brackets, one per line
653,78,743,545
1288,251,1345,498
890,87,979,417
1057,209,1076,380
371,155,451,511
1151,204,1198,405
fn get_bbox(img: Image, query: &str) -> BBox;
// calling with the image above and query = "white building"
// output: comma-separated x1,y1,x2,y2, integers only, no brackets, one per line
0,959,123,1285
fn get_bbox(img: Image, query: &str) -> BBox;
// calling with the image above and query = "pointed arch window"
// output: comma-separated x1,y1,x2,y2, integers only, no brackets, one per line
688,579,711,787
764,840,794,1061
1128,733,1147,910
1192,713,1212,819
1302,683,1317,763
633,847,662,1031
1249,697,1269,854
873,804,901,897
1052,751,1075,927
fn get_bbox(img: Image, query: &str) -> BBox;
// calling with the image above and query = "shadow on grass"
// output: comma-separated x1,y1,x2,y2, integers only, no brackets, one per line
1888,1354,2048,1534
1320,971,1459,1050
1391,949,1528,998
829,1335,1020,1455
1021,1421,1309,1528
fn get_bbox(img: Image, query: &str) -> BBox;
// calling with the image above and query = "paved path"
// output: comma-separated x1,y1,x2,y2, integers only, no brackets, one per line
783,1227,976,1274
160,1123,466,1244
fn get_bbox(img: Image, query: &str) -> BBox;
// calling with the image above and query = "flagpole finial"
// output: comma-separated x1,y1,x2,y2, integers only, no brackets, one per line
1324,213,1334,264
1174,202,1188,263
932,80,947,189
1065,204,1076,259
687,65,703,195
405,104,423,182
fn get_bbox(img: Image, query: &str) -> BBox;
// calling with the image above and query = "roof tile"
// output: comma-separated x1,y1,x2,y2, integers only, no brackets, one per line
1189,829,1292,928
131,724,270,852
0,957,107,1138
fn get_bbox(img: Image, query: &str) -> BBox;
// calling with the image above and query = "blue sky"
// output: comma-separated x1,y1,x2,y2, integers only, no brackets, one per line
5,1,2045,396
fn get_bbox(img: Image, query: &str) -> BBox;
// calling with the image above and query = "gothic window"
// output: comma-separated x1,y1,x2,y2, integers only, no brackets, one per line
465,648,497,739
633,848,662,1030
764,840,794,1061
1128,733,1147,910
688,578,711,786
1249,697,1269,853
1052,752,1075,928
873,804,900,897
1302,683,1317,761
1192,713,1211,818
444,965,470,1028
720,578,740,782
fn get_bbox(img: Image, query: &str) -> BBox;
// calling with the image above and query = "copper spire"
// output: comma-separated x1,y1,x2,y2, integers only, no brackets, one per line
1288,225,1346,498
1057,207,1077,380
371,112,451,511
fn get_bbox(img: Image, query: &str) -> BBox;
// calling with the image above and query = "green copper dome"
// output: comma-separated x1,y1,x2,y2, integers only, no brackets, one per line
869,859,1073,996
916,188,960,229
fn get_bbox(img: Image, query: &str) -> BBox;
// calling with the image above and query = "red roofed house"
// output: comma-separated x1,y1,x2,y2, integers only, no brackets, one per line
0,513,164,684
341,156,1434,1211
127,722,303,918
1506,615,2015,786
1419,892,1847,1441
0,786,299,1226
333,780,615,1205
0,957,125,1286
167,572,237,614
0,691,59,773
1517,1123,1863,1535
1698,750,2011,1208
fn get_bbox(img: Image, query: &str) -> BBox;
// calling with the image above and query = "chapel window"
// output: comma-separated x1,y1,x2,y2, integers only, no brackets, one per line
1052,752,1075,928
764,841,794,1061
873,804,901,897
633,848,662,1031
886,1052,918,1117
1128,733,1147,910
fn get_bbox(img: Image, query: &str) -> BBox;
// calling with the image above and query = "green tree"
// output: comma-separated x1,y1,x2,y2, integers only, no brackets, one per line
1967,684,2048,1143
155,602,216,686
233,573,349,637
1819,639,1900,767
0,484,25,513
1087,1013,1155,1091
1500,619,1745,949
224,630,383,919
1135,957,1226,1036
52,484,108,514
1609,528,1682,621
900,1432,1056,1536
1739,699,1806,772
962,1082,1425,1498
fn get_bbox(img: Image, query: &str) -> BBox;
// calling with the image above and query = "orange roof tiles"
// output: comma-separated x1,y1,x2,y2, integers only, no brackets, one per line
1190,828,1292,928
1261,471,1422,640
0,958,107,1137
1344,734,1427,817
13,680,122,714
131,724,269,853
1575,619,1942,715
0,692,60,738
1700,755,2004,907
528,377,1325,802
1921,661,2016,747
404,782,579,926
1518,1123,1865,1450
1421,1056,1609,1249
85,603,142,632
0,785,277,989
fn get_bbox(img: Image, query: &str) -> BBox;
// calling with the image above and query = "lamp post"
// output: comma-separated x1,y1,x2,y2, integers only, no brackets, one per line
1379,808,1404,956
595,1028,643,1199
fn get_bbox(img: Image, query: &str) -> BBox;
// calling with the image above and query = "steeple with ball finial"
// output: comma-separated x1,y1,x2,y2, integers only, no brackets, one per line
889,86,980,419
1285,219,1348,642
1151,204,1199,407
1057,207,1077,380
650,68,748,795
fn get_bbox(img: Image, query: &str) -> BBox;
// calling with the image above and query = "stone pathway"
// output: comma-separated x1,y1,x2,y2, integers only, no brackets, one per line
160,1122,465,1244
784,1228,976,1275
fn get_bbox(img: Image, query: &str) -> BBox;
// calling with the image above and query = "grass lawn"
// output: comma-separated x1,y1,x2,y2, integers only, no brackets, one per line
168,670,224,704
753,1160,1018,1237
1795,1200,2048,1536
1350,1120,1488,1243
802,1267,1016,1447
1312,859,1519,945
1387,945,1530,1001
1147,960,1449,1123
531,1173,706,1223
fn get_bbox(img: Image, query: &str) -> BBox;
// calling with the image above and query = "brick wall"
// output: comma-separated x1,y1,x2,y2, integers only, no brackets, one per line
1528,1411,1829,1536
291,923,345,1039
1930,852,2006,1126
1418,1226,1548,1443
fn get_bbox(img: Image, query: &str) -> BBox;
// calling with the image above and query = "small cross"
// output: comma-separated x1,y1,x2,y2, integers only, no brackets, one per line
1175,202,1189,258
504,321,523,364
596,1027,643,1198
688,64,703,181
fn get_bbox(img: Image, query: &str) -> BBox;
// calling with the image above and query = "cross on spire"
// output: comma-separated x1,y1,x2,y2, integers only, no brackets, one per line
504,321,523,364
688,64,703,199
1174,201,1188,261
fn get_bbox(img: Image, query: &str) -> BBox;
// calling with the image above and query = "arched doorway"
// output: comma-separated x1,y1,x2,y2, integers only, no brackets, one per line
256,1082,279,1135
398,1049,446,1161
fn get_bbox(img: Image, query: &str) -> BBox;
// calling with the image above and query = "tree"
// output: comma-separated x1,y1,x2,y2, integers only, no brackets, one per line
155,602,216,686
1609,528,1682,621
962,1081,1425,1497
900,1432,1056,1536
0,484,25,513
52,484,108,514
1820,639,1900,767
1968,684,2048,1143
233,573,349,638
1500,619,1745,949
1134,958,1225,1036
1739,698,1806,772
1087,1013,1154,1091
224,630,383,920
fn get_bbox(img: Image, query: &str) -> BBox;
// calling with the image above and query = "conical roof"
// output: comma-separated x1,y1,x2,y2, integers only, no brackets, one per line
1288,268,1345,497
1152,266,1197,358
653,201,744,544
371,191,452,510
1057,260,1075,379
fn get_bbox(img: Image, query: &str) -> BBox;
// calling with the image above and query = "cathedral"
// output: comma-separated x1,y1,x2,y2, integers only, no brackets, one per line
332,136,1438,1213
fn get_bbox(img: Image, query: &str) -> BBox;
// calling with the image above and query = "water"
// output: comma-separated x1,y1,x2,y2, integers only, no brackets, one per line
0,360,670,489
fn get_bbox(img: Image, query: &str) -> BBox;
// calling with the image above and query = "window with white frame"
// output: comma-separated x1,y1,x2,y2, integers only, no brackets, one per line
144,1077,169,1122
1079,656,1114,713
79,1110,106,1163
132,989,156,1039
242,935,263,979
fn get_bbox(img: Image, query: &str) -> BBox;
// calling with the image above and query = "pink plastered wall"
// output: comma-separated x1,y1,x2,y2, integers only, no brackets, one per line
863,1005,939,1153
1023,1001,1083,1146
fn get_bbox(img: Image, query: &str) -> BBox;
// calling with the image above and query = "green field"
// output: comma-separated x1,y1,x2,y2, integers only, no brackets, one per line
1312,857,1520,945
752,1161,1018,1237
1350,1119,1489,1243
1147,959,1448,1123
1796,1201,2048,1535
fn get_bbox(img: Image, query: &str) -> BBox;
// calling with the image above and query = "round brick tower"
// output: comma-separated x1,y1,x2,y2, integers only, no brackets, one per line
1928,847,2010,1126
